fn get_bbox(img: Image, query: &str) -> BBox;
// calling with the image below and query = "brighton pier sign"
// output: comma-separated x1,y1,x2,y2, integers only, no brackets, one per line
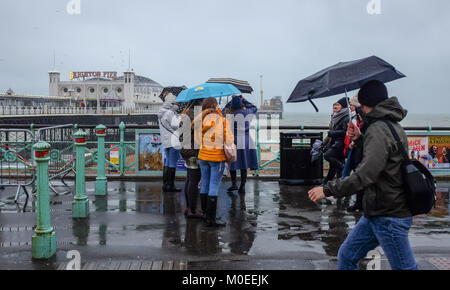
69,71,118,80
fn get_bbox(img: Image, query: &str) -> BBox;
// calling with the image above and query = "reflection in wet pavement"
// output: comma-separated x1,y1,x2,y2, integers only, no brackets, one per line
0,179,449,269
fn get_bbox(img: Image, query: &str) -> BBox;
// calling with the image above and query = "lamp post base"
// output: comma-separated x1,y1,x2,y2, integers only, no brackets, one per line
95,178,107,196
32,231,56,260
72,198,89,218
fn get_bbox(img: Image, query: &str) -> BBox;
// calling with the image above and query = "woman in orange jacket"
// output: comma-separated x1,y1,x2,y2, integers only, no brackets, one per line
194,97,234,227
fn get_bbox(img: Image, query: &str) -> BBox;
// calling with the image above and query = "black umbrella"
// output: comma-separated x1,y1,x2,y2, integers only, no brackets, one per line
158,86,187,102
287,56,406,111
206,78,253,94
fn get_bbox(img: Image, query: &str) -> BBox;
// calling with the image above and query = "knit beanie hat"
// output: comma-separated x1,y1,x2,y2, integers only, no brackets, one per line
164,93,177,104
335,97,349,108
231,96,243,109
358,80,388,107
349,94,361,107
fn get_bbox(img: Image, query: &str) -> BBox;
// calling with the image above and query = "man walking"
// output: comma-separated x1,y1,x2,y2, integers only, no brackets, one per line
308,80,418,270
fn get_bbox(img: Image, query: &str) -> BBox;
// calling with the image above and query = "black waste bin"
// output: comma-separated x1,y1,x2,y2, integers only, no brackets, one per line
279,132,323,185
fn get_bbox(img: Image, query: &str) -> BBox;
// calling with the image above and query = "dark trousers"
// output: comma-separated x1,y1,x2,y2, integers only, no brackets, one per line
184,168,201,212
324,145,344,182
230,169,247,185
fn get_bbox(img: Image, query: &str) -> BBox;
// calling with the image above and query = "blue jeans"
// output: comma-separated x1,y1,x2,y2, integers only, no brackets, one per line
164,147,180,168
198,160,225,197
338,216,418,270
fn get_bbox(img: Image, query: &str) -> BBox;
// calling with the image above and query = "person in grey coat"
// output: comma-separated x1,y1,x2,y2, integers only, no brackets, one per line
158,93,182,192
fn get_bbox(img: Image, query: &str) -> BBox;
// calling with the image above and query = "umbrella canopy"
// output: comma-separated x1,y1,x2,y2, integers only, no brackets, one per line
158,86,187,102
206,78,253,94
287,56,406,106
174,83,241,103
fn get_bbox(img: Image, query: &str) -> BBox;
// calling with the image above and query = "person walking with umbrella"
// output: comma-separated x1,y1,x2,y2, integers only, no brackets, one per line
194,97,234,227
223,95,258,194
323,97,350,185
309,80,418,270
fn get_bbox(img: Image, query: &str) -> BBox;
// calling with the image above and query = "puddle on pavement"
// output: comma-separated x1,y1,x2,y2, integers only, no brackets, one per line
1,180,449,260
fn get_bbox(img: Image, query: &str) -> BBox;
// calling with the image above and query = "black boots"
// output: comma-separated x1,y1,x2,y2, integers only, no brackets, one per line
163,167,181,192
206,196,226,227
227,183,238,192
227,170,238,192
200,194,208,220
228,170,247,194
162,166,170,192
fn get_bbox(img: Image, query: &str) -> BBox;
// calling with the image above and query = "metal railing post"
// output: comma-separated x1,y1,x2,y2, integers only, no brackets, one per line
95,125,108,196
255,118,261,176
72,130,89,218
119,122,125,176
32,141,56,259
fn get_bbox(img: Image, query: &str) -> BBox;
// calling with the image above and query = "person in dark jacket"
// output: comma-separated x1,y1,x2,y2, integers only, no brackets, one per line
180,99,204,219
346,106,369,212
309,80,418,270
223,96,258,194
323,97,350,184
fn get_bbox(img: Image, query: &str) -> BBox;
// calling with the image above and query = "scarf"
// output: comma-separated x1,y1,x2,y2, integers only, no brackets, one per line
331,108,349,127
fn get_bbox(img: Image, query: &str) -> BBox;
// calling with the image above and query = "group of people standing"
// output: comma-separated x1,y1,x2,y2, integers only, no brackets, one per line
158,93,258,227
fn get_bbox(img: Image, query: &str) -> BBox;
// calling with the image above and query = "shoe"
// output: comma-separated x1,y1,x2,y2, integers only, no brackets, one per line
238,184,246,195
200,194,208,220
166,168,182,192
206,196,226,227
227,183,238,192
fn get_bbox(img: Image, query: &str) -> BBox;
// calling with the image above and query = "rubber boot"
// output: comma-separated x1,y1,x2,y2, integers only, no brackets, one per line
162,166,169,192
206,196,226,227
227,170,238,192
166,168,181,192
200,194,208,220
238,170,247,195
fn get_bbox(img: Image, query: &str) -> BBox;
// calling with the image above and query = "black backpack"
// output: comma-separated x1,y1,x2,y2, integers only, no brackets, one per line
383,120,436,216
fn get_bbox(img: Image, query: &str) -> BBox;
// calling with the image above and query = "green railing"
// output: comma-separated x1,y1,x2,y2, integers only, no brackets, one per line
2,122,450,179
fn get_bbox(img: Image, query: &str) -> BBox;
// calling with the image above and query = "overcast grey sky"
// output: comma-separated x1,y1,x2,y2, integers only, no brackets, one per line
0,0,449,113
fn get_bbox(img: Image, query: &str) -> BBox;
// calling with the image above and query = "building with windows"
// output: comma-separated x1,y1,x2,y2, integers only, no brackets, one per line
49,69,164,111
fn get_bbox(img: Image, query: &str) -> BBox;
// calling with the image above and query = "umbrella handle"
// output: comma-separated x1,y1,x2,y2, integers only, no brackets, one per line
308,96,319,112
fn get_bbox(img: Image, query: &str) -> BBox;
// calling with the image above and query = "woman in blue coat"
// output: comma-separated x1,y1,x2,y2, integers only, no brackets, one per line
224,95,258,194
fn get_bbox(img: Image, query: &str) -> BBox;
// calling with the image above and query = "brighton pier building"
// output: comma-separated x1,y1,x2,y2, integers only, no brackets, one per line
49,69,164,111
0,69,164,114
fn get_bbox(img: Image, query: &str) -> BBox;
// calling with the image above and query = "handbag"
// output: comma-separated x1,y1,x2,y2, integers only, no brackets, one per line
223,118,237,163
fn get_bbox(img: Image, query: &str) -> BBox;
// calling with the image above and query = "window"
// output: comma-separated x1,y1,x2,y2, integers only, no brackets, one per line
63,88,68,93
90,88,95,93
117,88,122,93
77,88,81,93
103,88,108,93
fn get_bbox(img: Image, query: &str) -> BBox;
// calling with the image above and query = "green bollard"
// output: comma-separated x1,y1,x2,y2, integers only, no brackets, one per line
95,125,108,196
32,142,56,260
119,122,125,176
72,130,90,218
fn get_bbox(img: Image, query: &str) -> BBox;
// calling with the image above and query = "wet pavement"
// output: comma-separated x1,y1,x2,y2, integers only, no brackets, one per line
0,179,449,270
